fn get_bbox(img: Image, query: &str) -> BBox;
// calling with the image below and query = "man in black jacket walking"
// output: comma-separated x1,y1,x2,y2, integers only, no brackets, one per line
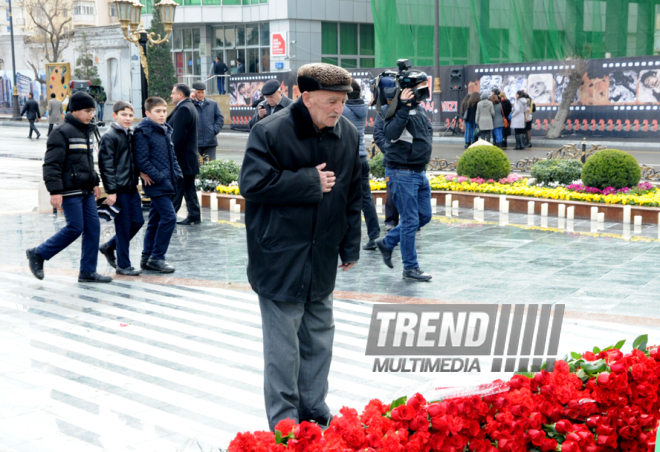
21,93,41,139
192,81,224,161
26,92,112,283
167,83,201,225
247,79,293,130
210,56,228,94
239,63,362,431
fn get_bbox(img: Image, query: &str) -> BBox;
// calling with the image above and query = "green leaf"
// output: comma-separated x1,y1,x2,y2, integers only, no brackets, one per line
614,339,626,350
592,346,601,353
274,431,283,444
571,351,582,360
581,359,607,375
390,396,407,410
575,369,587,380
633,334,648,351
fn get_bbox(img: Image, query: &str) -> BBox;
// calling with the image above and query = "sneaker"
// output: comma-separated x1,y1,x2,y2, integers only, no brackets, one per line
403,268,432,282
99,244,117,269
375,238,394,269
26,248,44,280
78,272,113,283
116,266,142,276
145,258,175,273
362,239,377,251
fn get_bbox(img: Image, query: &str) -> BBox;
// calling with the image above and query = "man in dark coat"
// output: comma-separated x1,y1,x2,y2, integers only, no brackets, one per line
210,55,229,94
247,79,293,130
167,83,201,225
239,63,362,432
21,92,41,139
192,81,224,161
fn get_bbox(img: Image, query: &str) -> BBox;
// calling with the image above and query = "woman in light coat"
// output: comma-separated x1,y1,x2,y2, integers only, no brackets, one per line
47,93,63,137
510,90,527,150
475,92,495,142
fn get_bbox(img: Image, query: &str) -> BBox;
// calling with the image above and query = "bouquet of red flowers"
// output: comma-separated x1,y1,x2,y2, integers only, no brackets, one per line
229,335,659,452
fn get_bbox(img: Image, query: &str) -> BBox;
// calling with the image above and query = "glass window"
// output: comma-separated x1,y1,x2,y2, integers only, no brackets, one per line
340,58,357,69
186,0,200,5
224,26,235,47
204,0,221,4
194,51,201,75
185,51,194,75
246,23,259,46
193,28,201,48
322,56,338,65
260,22,270,46
223,0,241,4
322,22,338,55
184,28,192,49
360,58,375,68
340,23,358,55
247,48,259,72
172,28,183,50
359,23,374,55
260,47,270,72
236,25,245,46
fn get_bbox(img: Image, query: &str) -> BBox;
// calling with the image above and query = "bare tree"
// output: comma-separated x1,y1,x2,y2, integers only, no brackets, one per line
19,0,73,83
546,57,588,139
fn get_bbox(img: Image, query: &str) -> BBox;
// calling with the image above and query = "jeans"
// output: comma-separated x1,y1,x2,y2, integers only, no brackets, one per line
464,120,476,145
385,183,399,227
216,77,225,95
97,104,104,122
493,127,504,144
47,124,54,136
105,191,145,269
382,168,432,270
172,175,201,221
28,119,40,138
259,294,334,431
480,129,492,142
36,194,100,273
142,195,177,260
360,156,380,240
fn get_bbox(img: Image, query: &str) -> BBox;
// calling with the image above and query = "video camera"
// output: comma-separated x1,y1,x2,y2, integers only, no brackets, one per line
371,59,430,120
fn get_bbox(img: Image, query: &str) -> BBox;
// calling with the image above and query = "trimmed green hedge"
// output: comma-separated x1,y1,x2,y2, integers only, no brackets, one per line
197,159,241,191
581,150,641,190
369,152,385,179
457,145,510,180
530,159,583,185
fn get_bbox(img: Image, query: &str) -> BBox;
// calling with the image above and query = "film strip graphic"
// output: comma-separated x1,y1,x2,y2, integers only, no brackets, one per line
490,304,564,373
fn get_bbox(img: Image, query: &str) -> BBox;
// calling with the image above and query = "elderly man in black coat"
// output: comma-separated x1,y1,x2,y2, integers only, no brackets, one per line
167,83,202,225
21,93,42,139
192,81,224,161
239,63,362,431
247,79,293,130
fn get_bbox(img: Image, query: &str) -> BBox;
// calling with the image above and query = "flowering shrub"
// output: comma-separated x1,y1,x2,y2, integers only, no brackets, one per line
229,335,659,452
566,182,655,196
531,159,583,186
582,150,641,190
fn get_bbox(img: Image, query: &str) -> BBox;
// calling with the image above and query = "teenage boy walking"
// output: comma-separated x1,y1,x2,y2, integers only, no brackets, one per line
98,101,145,276
26,92,112,283
134,97,182,273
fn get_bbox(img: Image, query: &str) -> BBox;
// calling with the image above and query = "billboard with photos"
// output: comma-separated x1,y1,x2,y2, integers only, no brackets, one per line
230,56,660,137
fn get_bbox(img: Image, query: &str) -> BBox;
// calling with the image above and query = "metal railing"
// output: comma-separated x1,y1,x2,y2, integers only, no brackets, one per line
177,74,231,95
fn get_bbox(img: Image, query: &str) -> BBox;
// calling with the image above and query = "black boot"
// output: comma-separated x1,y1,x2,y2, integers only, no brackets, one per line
78,272,113,283
403,268,432,282
26,248,44,280
362,239,377,251
99,243,117,269
140,255,150,270
145,258,175,273
376,238,394,269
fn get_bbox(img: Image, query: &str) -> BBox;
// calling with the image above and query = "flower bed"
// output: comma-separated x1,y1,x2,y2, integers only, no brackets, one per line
229,336,659,452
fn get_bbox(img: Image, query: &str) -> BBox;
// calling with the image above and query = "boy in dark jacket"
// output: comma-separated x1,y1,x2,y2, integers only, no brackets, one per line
26,92,112,283
98,101,145,276
134,97,183,273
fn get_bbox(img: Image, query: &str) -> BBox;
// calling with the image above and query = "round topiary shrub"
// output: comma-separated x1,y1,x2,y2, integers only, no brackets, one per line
581,149,641,190
369,152,385,179
530,159,583,185
457,145,511,180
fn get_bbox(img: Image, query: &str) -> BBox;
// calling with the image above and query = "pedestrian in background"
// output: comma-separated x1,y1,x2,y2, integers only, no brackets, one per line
97,90,106,123
524,92,534,148
342,78,380,250
210,55,228,95
247,79,292,130
498,90,513,149
192,81,224,161
511,90,527,150
489,93,504,148
21,92,41,139
47,93,63,137
475,92,494,142
167,83,202,226
461,92,480,148
26,92,110,283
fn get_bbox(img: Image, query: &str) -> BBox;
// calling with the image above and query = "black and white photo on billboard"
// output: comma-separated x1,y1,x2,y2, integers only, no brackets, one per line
638,69,660,103
527,74,553,105
553,74,579,104
608,70,638,104
480,75,502,96
502,74,527,102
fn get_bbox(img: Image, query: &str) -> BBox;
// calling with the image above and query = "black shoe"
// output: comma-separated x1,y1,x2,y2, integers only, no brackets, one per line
78,272,113,283
145,258,175,273
376,238,393,269
99,243,117,269
303,413,333,430
177,218,201,225
116,266,142,276
26,248,44,280
526,143,532,148
362,239,377,251
403,268,432,282
36,134,41,140
140,255,150,270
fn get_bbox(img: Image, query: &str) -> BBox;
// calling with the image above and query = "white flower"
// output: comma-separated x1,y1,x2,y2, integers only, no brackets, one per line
526,178,536,186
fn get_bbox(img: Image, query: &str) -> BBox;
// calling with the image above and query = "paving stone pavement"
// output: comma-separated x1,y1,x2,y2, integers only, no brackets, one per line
1,204,659,451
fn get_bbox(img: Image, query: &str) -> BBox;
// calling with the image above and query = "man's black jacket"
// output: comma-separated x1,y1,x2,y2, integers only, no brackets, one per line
239,97,362,303
21,99,41,121
134,118,183,198
166,98,199,175
247,95,293,130
43,114,99,196
193,98,224,147
380,102,433,172
98,124,139,194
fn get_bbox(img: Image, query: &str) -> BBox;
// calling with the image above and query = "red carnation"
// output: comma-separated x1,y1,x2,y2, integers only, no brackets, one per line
274,419,296,436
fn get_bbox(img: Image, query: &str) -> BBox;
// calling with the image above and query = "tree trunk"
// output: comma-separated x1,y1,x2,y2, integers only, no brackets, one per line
547,72,582,139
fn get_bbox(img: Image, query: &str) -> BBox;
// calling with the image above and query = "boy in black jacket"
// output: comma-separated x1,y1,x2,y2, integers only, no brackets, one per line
98,101,145,276
26,92,112,283
134,97,183,273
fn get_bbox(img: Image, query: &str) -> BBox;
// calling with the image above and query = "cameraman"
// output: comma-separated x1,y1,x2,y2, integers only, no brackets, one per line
375,68,433,282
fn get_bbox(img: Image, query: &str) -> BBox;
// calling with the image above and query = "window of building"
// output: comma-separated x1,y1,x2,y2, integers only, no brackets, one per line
0,59,4,70
210,22,270,72
321,22,375,69
73,2,95,15
171,27,201,82
109,3,116,16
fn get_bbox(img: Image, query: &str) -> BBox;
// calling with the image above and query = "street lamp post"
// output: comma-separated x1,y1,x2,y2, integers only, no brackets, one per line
7,0,21,120
432,0,442,134
111,0,177,116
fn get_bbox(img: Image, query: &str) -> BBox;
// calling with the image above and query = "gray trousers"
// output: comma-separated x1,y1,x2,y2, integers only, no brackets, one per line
258,294,334,431
199,146,217,161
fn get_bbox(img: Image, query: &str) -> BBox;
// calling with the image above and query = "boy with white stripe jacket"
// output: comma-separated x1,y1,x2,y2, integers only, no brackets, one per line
26,92,112,284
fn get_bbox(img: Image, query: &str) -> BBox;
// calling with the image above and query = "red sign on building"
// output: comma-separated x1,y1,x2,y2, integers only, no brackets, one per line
272,33,286,56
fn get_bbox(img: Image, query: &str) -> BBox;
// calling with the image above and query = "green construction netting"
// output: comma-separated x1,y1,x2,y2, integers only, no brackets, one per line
371,0,660,67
